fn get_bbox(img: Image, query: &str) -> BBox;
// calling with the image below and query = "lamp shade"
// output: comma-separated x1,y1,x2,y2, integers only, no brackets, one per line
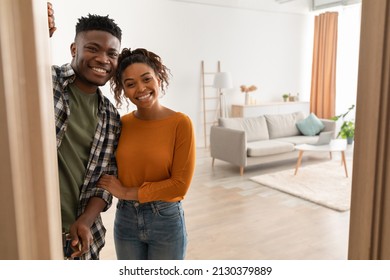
213,72,233,89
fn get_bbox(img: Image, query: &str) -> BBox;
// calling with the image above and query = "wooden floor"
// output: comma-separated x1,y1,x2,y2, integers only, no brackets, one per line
100,146,353,260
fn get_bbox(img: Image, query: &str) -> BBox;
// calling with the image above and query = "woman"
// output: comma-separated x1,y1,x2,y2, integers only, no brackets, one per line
98,48,196,260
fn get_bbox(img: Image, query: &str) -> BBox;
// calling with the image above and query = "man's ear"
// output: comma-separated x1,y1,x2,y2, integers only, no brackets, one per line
70,43,76,57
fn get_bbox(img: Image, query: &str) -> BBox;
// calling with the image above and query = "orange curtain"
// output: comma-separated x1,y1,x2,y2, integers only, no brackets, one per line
310,12,338,119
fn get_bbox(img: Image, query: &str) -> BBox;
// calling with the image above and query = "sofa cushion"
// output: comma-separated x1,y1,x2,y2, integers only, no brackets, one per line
247,140,295,157
265,111,305,139
219,116,269,142
277,135,319,145
296,113,325,136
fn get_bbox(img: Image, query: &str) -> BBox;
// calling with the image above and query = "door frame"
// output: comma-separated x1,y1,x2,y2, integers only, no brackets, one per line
0,0,62,259
348,0,390,259
0,0,389,260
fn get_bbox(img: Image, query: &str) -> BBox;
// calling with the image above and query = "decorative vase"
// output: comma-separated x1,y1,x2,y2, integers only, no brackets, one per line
245,92,250,105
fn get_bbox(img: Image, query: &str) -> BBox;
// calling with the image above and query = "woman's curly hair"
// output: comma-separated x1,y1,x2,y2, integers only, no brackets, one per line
111,48,171,109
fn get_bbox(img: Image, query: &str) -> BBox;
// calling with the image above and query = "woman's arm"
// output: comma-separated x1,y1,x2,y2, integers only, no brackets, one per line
137,115,196,203
98,115,196,203
97,174,138,200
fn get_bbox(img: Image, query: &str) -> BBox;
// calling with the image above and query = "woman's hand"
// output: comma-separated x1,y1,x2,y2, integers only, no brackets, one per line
97,174,138,200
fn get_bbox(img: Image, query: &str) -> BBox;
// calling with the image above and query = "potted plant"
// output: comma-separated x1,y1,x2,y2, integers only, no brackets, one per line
338,120,355,144
331,104,355,144
282,94,289,102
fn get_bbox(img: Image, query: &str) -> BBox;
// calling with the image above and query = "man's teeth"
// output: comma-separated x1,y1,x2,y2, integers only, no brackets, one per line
93,67,106,73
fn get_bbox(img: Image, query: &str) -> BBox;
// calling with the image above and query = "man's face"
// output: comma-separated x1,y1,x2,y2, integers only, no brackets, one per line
70,30,120,93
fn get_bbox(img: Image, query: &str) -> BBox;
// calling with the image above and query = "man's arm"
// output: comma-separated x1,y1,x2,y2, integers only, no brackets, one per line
68,197,107,259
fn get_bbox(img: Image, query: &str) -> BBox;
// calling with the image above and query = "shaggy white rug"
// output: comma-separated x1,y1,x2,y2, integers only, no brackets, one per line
250,160,353,211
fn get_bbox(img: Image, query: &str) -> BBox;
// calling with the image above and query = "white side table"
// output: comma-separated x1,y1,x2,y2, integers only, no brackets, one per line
294,139,349,177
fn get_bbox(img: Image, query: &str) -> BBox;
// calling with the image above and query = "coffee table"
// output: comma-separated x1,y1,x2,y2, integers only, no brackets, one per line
294,139,348,177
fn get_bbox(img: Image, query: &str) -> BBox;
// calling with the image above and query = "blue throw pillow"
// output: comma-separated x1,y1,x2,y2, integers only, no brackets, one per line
296,113,325,136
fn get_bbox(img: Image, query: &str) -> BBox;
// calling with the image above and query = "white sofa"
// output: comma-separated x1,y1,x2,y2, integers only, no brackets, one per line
210,111,336,175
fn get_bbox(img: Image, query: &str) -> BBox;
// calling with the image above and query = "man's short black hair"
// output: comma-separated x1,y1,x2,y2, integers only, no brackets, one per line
75,14,122,42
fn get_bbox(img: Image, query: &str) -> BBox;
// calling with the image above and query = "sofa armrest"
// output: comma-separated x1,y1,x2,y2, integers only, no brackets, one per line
320,119,336,137
210,126,247,167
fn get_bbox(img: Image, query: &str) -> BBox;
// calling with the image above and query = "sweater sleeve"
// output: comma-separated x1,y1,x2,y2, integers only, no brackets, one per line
137,115,196,203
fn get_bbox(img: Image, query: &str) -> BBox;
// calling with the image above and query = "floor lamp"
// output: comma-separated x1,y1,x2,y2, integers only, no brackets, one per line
213,72,233,118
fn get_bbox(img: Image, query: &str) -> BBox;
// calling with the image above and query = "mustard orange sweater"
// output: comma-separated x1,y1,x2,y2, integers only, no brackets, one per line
116,112,196,203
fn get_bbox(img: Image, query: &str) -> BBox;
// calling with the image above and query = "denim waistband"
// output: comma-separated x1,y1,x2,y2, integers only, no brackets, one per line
117,200,181,211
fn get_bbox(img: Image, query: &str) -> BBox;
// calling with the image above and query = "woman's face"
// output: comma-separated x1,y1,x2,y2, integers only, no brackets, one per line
121,62,161,108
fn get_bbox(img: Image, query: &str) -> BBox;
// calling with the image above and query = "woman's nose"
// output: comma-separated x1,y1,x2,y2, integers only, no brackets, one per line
138,84,146,92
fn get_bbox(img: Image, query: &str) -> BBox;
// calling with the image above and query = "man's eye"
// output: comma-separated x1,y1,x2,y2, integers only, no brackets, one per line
109,52,118,58
86,46,98,52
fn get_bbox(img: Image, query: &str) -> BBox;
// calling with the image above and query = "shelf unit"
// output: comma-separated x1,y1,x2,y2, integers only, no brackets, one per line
231,102,310,118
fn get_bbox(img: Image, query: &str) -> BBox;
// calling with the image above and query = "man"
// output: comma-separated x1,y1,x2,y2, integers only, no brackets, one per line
48,3,122,260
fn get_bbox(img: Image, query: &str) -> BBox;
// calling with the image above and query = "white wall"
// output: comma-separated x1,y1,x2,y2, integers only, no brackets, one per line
334,4,361,121
49,0,361,147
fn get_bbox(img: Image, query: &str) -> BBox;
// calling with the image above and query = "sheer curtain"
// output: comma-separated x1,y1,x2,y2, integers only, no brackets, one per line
310,12,338,119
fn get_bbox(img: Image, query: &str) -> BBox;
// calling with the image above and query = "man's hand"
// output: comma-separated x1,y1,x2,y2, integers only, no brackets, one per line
47,2,56,37
67,197,107,259
68,218,93,259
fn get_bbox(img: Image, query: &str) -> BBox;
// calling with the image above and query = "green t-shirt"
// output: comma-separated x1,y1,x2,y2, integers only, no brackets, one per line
57,84,99,232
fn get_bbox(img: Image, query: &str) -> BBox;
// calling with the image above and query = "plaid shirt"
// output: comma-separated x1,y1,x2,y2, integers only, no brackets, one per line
52,64,121,259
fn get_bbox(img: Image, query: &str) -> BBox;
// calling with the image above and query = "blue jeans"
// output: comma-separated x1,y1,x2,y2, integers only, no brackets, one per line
114,200,188,260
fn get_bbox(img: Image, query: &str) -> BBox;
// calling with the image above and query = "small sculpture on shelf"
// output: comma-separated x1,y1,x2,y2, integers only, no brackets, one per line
240,85,257,105
282,93,299,102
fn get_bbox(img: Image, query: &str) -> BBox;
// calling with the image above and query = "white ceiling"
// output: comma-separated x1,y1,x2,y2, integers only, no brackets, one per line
169,0,361,14
169,0,313,14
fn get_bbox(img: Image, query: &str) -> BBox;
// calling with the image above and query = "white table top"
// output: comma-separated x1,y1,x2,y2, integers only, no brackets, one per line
295,139,347,152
